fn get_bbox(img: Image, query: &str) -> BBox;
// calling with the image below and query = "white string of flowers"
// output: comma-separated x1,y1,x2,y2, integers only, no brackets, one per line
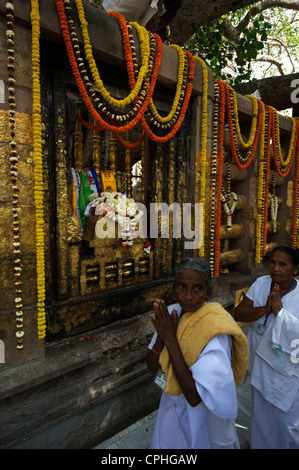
86,192,143,245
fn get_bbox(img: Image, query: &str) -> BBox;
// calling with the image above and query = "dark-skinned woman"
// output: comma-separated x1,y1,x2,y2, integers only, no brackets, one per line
147,258,248,449
234,245,299,449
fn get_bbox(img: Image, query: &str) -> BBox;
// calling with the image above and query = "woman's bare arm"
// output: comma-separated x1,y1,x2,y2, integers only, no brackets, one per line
234,295,270,323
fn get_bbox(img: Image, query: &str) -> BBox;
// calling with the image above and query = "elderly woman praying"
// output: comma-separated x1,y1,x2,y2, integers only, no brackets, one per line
147,258,248,449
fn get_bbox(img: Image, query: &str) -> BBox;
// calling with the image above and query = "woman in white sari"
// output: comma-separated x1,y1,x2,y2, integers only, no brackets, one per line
234,245,299,449
147,258,248,449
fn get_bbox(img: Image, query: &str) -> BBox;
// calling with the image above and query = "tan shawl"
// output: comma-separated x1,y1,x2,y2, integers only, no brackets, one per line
159,301,249,396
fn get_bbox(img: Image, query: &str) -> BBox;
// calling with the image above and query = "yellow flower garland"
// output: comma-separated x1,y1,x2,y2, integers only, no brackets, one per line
147,43,186,123
31,0,46,339
228,84,258,149
194,56,208,257
272,107,297,169
74,0,150,109
255,102,266,265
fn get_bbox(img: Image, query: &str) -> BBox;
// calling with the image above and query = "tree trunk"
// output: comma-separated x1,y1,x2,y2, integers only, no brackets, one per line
234,73,299,111
150,0,260,45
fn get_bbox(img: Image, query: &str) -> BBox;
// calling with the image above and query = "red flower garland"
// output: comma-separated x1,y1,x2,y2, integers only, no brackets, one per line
77,113,145,149
110,11,195,143
272,115,298,178
55,0,162,134
140,50,195,143
224,82,263,170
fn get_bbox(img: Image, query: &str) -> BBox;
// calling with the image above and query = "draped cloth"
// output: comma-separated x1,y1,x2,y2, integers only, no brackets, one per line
159,302,249,396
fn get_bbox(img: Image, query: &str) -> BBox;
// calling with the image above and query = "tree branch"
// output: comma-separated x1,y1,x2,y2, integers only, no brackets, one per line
252,54,285,75
237,0,299,33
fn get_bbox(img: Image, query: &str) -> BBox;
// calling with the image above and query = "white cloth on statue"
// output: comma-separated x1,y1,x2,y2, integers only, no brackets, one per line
103,0,161,26
148,304,239,449
245,274,299,448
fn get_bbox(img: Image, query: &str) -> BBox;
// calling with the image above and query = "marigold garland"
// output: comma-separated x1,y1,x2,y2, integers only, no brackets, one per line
228,84,259,149
148,43,186,123
224,82,263,170
254,101,266,264
74,0,151,109
139,49,194,143
77,113,145,149
271,107,298,177
31,0,46,339
193,56,208,257
55,0,163,134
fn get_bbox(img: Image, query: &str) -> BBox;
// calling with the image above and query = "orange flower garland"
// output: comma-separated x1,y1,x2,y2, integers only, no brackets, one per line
224,82,263,170
139,50,194,143
109,11,195,143
271,109,298,178
77,113,145,149
55,0,162,134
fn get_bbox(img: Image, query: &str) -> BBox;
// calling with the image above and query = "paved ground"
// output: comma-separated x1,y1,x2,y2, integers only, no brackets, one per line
94,380,251,449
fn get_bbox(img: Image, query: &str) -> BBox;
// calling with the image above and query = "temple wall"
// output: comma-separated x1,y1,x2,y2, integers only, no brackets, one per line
0,0,297,448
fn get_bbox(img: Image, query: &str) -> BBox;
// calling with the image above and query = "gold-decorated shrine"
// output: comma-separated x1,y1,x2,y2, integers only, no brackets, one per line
0,0,298,449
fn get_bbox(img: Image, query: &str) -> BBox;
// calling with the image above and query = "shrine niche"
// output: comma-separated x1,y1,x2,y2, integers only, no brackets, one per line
1,0,299,450
70,112,154,296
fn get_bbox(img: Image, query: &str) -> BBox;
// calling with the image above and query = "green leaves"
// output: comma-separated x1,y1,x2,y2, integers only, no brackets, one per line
185,9,272,85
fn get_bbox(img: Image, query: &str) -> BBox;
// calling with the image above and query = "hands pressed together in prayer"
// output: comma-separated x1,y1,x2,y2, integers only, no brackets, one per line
265,283,283,316
150,299,179,345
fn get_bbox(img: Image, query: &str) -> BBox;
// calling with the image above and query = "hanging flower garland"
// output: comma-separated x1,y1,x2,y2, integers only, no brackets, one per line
6,1,25,350
64,4,156,128
213,79,226,277
255,104,273,263
74,0,151,109
291,138,299,248
193,56,208,257
57,1,194,143
31,0,46,339
139,49,194,143
77,114,145,149
227,84,259,149
208,80,220,276
271,107,298,177
254,101,266,264
261,106,273,259
55,0,163,134
147,43,186,124
224,82,263,170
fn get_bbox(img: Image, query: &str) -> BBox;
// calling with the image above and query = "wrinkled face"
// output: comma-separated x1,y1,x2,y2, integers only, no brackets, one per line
174,269,208,313
269,250,298,287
